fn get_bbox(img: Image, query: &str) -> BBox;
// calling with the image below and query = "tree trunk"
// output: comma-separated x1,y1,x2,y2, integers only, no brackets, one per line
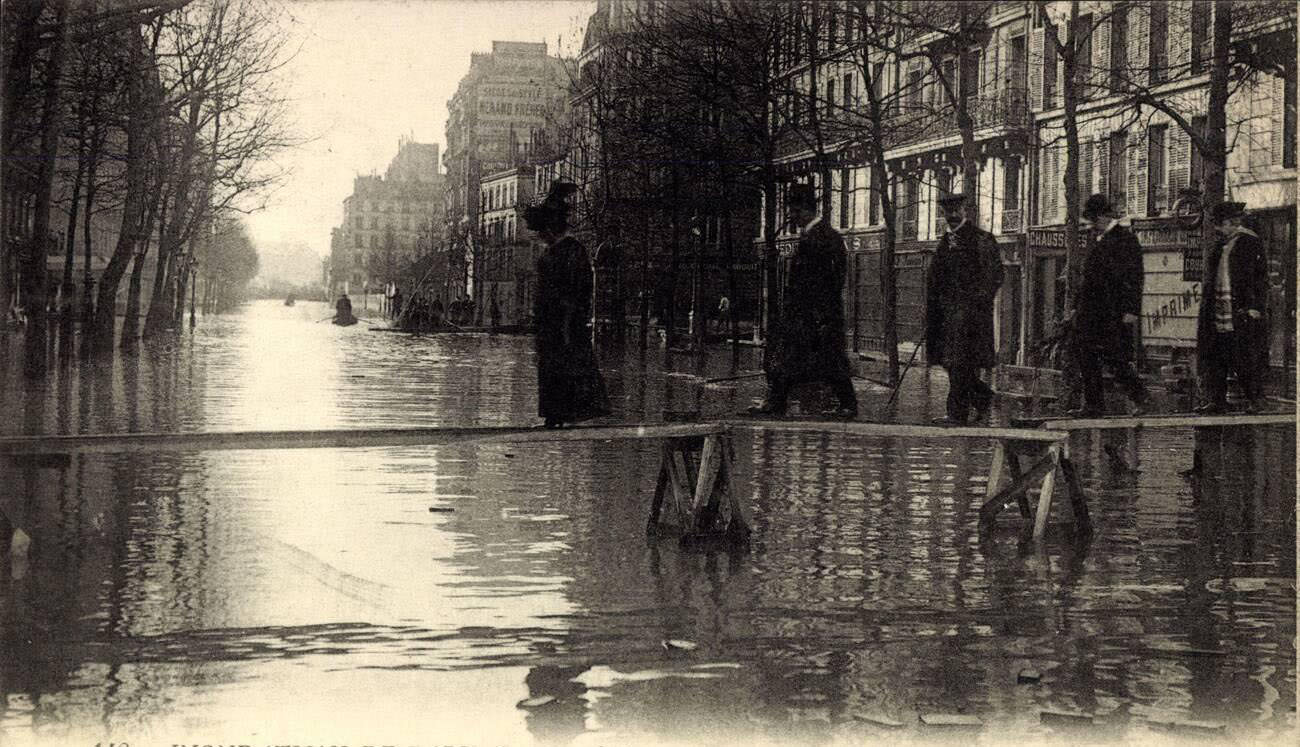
1060,2,1082,316
81,125,102,329
1202,2,1231,207
93,29,150,351
667,167,681,348
761,165,778,352
122,176,164,350
22,0,70,378
722,178,738,360
121,251,146,352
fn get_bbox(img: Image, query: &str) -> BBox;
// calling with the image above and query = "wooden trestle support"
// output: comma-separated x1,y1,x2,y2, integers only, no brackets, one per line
647,433,751,546
977,437,1090,540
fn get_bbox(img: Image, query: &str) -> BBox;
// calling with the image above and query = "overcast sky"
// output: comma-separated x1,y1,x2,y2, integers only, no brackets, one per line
246,0,592,257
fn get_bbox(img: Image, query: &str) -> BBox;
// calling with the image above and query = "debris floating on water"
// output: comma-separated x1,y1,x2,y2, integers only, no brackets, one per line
1041,710,1094,725
517,695,556,709
662,639,698,652
1017,668,1042,683
428,506,455,512
919,713,983,728
854,714,904,728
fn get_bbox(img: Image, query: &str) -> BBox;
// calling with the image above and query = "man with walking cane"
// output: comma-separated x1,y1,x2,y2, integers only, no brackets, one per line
925,193,1003,425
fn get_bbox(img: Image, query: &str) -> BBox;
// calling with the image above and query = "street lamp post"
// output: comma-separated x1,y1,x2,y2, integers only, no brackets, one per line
188,256,198,330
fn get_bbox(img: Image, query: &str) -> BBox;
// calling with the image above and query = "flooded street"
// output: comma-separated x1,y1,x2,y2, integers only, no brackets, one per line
1,300,1295,747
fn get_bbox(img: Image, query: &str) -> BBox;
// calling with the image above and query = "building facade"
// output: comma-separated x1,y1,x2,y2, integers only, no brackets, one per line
765,0,1294,390
478,165,536,326
442,41,571,308
330,139,443,296
1029,0,1296,384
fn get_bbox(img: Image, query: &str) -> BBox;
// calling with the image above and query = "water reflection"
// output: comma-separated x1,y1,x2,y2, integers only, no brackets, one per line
0,300,1295,745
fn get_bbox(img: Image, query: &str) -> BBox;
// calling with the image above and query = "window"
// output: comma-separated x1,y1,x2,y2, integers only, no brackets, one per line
1149,1,1168,83
1189,115,1206,188
870,61,885,106
1003,159,1021,231
1108,131,1127,208
1147,124,1167,215
843,72,854,110
900,175,919,240
1286,63,1297,168
1008,35,1027,94
1074,13,1092,97
828,6,838,46
839,168,851,229
1044,26,1058,108
826,79,836,117
1191,1,1211,75
961,48,980,108
1110,3,1128,90
869,167,882,225
906,66,923,109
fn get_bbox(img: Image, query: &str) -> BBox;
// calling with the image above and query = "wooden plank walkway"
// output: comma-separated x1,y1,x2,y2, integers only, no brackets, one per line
726,419,1066,442
0,422,726,455
1038,412,1294,431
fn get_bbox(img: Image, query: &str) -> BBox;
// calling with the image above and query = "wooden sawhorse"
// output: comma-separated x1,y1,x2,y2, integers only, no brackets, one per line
977,433,1088,540
647,432,751,545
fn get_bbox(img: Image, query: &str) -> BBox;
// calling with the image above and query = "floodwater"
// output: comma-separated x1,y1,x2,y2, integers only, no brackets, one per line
0,300,1294,747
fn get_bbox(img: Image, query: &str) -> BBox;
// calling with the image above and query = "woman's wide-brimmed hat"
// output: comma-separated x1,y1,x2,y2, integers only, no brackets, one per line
523,181,578,230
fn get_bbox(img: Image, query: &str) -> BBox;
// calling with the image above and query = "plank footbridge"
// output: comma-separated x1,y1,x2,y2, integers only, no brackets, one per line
1,412,1292,547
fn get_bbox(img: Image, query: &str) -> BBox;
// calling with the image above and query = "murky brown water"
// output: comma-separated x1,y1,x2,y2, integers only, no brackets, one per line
1,300,1295,746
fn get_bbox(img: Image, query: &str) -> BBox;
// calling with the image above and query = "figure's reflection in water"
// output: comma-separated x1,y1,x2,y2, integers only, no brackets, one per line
522,664,590,745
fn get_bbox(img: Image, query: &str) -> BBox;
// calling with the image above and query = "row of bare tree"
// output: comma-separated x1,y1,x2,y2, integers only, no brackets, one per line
558,0,1290,380
2,0,292,376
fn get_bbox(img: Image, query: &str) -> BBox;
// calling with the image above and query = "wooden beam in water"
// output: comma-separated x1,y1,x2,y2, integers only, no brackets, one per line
1042,412,1295,430
0,422,727,455
729,419,1067,443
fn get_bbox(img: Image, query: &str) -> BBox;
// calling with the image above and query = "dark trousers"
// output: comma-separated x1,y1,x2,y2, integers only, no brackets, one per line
1203,329,1264,404
1074,337,1147,411
945,365,993,422
765,370,857,413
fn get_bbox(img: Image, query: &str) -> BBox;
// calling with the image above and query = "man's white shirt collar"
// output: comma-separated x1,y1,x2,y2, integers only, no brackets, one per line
945,218,968,235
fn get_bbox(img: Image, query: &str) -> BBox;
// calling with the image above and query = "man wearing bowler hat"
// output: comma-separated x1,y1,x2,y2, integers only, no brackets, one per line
925,193,1004,425
1070,193,1149,417
1196,201,1270,413
749,182,858,418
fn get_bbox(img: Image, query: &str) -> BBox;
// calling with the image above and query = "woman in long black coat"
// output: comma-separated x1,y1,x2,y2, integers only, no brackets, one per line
525,182,611,428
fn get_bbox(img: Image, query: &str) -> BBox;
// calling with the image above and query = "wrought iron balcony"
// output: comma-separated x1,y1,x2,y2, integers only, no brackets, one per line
1000,208,1022,233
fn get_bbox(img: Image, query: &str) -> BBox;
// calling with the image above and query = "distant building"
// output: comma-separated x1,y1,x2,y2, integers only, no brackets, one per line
442,41,572,306
478,165,536,326
330,138,444,296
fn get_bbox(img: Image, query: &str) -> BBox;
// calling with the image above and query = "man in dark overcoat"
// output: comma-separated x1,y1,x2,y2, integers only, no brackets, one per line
1196,201,1270,413
1070,193,1148,416
750,183,858,418
926,193,1004,425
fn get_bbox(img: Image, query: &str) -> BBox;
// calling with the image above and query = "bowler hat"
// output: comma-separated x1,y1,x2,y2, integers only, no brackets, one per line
788,183,817,209
1209,201,1246,223
1082,193,1116,219
936,193,967,209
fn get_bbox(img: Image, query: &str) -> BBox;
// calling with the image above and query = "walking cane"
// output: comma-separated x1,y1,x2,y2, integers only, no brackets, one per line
886,297,927,409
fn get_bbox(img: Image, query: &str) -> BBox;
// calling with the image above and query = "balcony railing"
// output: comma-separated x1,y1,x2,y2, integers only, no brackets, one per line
899,218,919,241
1000,208,1022,233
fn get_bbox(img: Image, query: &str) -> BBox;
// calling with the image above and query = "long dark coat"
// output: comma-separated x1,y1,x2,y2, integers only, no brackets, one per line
1196,228,1269,371
1075,223,1144,353
925,222,1004,369
535,235,610,423
767,219,853,381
